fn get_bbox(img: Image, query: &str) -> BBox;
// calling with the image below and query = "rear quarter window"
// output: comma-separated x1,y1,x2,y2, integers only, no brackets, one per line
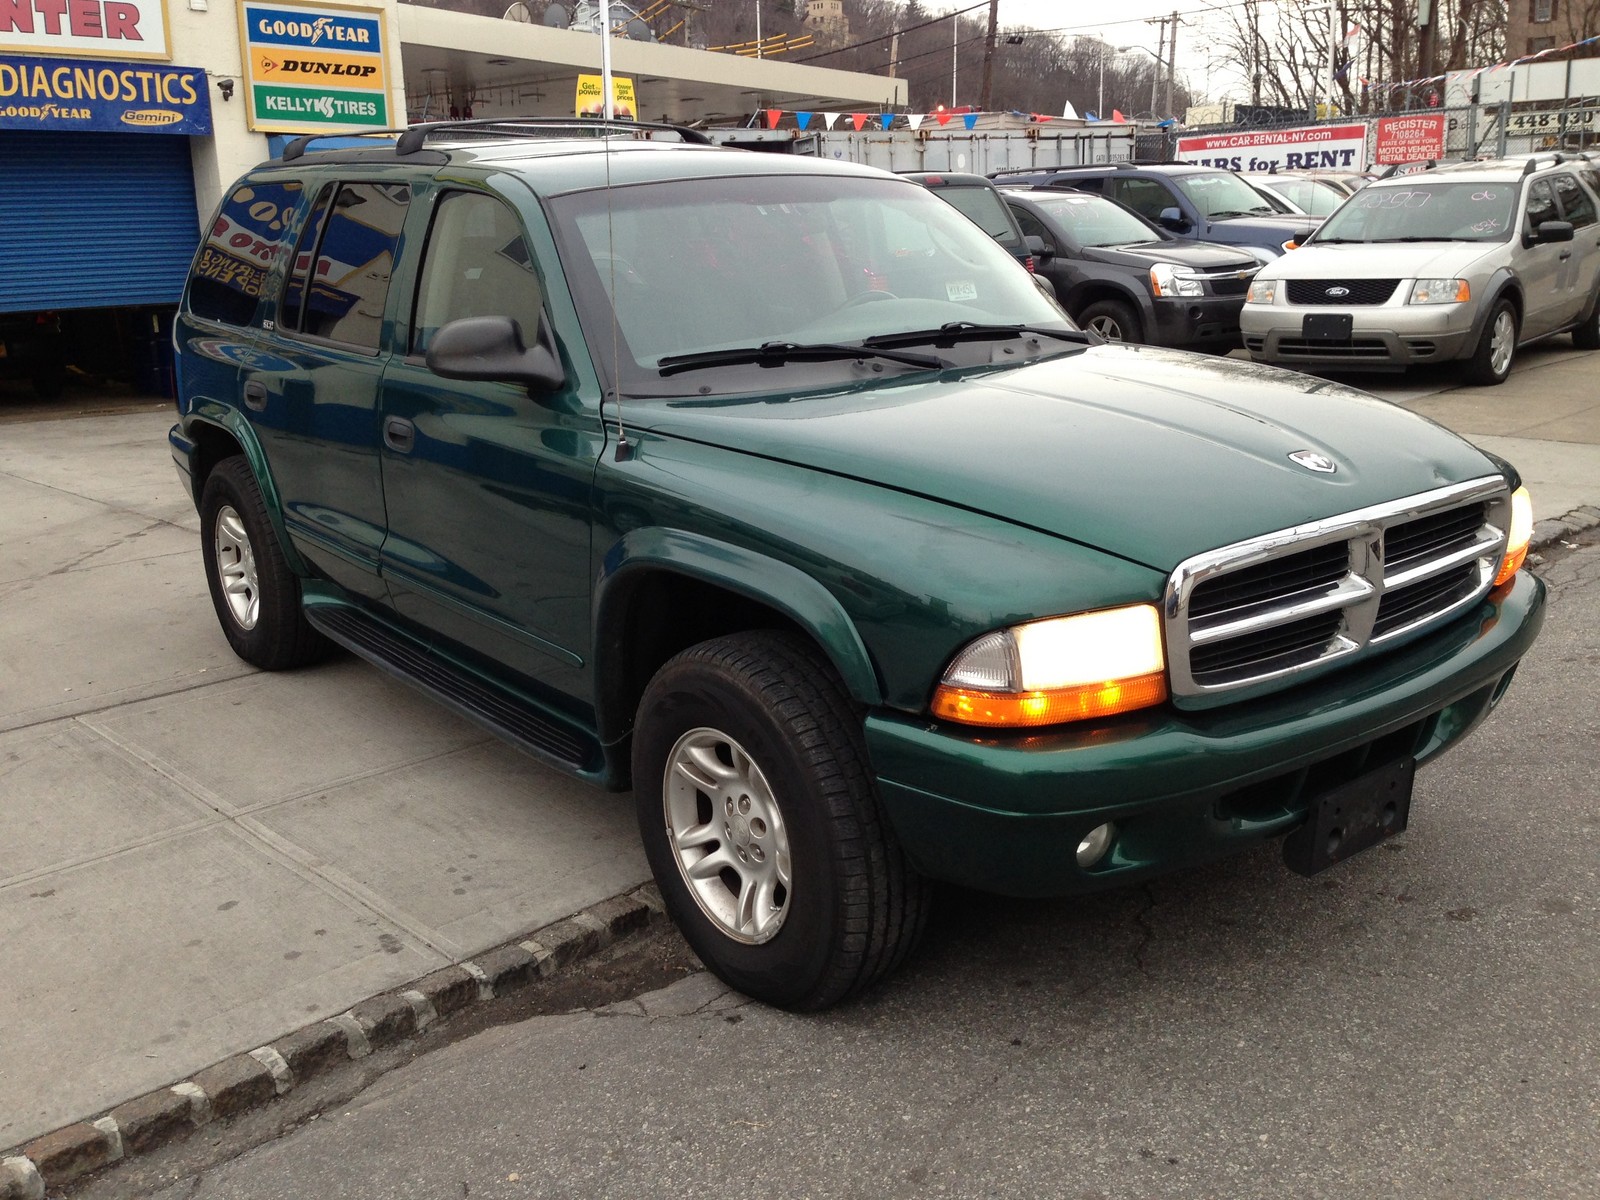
188,180,304,326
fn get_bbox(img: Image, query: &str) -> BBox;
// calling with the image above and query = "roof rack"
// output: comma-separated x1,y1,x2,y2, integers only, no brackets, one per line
279,117,711,162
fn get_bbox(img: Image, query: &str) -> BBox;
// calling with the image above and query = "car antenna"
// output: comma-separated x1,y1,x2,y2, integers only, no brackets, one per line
597,0,632,463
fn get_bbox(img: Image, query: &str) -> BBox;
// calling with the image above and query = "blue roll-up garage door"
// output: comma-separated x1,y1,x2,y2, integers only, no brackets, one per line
0,131,200,314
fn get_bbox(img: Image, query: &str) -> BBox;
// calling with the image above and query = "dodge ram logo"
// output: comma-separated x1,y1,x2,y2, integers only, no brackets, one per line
1289,450,1337,473
1325,286,1351,297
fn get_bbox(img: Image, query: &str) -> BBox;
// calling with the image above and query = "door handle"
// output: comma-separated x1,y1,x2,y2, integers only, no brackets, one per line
1560,250,1573,260
242,380,268,411
384,416,415,453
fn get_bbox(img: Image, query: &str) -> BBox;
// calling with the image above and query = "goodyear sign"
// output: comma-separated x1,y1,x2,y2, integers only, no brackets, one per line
0,53,209,132
575,73,635,119
238,0,388,132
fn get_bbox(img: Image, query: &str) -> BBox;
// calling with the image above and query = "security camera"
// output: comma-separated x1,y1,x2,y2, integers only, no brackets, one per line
217,77,234,101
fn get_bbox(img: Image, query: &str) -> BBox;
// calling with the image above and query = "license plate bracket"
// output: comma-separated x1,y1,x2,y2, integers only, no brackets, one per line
1302,312,1354,340
1283,757,1414,876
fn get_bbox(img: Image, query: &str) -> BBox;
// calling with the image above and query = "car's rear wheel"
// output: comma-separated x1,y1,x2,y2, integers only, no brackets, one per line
632,630,929,1010
1463,299,1517,386
200,456,329,670
1572,289,1600,350
1079,298,1142,344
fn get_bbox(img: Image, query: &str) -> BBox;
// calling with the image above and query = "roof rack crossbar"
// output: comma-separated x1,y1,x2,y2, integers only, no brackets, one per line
277,117,711,163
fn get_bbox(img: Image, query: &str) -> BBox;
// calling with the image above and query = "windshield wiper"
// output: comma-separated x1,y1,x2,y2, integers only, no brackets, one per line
1207,210,1252,219
862,321,1092,350
1367,236,1459,242
656,341,949,378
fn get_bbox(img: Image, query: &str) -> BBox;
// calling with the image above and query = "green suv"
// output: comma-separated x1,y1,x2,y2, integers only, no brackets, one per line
171,121,1545,1010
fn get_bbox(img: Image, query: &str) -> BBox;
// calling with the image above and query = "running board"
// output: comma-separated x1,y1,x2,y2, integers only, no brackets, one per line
304,603,602,777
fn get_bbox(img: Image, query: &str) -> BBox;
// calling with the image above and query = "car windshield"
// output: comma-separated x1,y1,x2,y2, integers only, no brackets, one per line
1172,171,1281,217
1026,192,1161,247
1313,180,1518,243
931,185,1023,246
548,174,1069,395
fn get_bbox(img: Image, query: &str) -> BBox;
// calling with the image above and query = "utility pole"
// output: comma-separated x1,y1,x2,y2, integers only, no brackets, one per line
1147,16,1166,115
1164,10,1178,120
1416,0,1435,106
952,9,958,108
978,0,999,113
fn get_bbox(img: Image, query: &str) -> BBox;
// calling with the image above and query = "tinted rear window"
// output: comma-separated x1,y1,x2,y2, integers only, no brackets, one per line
933,186,1024,247
188,180,303,326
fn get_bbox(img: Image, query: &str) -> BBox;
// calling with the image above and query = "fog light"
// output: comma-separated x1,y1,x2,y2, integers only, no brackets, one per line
1076,822,1115,868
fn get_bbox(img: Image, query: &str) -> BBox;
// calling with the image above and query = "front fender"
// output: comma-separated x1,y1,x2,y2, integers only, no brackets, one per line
1467,268,1522,346
591,527,882,745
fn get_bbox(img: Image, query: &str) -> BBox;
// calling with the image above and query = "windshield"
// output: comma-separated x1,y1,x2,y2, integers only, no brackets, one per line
932,185,1023,246
1313,180,1518,243
1172,171,1282,217
549,174,1068,395
1027,192,1161,247
1254,177,1346,217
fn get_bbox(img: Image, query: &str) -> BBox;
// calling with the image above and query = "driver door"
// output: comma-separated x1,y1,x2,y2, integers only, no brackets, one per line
1518,179,1568,337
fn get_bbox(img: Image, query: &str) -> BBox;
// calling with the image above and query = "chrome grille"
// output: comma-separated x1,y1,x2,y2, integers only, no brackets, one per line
1286,278,1399,305
1163,478,1512,704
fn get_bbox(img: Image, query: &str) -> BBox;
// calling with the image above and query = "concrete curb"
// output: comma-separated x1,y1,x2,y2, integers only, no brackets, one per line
1529,505,1600,555
0,883,666,1198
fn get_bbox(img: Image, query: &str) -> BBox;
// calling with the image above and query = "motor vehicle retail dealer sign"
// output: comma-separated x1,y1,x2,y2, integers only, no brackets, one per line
1175,124,1369,172
0,0,171,60
238,0,389,133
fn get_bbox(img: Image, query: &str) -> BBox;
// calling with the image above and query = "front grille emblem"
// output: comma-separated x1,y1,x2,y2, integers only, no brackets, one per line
1289,450,1337,473
1325,286,1351,297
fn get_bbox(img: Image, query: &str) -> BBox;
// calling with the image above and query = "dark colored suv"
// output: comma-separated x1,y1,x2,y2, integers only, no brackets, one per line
898,170,1038,271
170,120,1544,1010
1002,188,1258,348
992,163,1318,264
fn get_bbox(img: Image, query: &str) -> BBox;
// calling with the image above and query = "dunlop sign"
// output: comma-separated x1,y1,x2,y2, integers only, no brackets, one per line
238,0,388,132
0,52,209,132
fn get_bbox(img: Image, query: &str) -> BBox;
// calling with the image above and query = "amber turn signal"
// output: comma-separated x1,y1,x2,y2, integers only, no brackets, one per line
932,672,1168,728
1493,487,1533,588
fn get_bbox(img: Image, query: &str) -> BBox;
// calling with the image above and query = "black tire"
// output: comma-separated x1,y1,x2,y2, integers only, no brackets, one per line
1461,298,1517,386
632,630,930,1010
199,456,330,670
1572,290,1600,349
1078,298,1143,344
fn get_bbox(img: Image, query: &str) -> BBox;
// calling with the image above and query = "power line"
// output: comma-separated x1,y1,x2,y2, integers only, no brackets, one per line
793,2,991,65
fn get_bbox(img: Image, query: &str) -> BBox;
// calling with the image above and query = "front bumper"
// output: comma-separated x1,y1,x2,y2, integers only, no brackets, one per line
1241,297,1476,370
1150,295,1246,350
864,571,1544,897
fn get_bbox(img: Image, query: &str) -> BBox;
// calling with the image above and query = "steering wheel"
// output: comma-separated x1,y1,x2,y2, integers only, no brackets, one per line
843,289,899,307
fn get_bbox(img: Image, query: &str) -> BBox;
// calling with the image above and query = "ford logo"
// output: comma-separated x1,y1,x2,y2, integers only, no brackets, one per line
1325,286,1351,297
1289,450,1337,474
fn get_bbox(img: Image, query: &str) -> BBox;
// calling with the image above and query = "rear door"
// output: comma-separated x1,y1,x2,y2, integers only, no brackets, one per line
377,185,604,696
1551,171,1600,322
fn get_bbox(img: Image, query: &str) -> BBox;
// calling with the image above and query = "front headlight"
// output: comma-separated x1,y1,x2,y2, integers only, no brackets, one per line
930,604,1168,728
1493,486,1534,587
1409,278,1471,304
1150,263,1204,298
1246,278,1277,304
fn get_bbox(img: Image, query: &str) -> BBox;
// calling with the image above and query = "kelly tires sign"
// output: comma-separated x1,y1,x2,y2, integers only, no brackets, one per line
238,0,389,133
0,53,208,131
1175,124,1369,172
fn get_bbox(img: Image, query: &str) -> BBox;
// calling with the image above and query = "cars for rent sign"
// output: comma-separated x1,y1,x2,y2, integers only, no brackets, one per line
1175,123,1369,172
1374,114,1447,164
238,0,389,133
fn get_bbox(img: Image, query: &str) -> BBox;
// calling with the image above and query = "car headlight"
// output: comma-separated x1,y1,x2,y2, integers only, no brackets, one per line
930,604,1168,728
1246,279,1277,304
1493,486,1534,587
1150,263,1204,298
1409,278,1471,304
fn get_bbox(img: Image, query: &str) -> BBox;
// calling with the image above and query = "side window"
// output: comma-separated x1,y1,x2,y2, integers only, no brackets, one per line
1552,173,1597,228
412,192,544,356
188,180,303,326
283,182,411,350
1013,208,1050,246
1111,178,1172,223
281,184,335,334
1525,179,1558,231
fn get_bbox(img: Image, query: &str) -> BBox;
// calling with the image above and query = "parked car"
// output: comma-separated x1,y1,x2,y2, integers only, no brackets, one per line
898,170,1038,272
1002,188,1258,348
1240,172,1350,218
990,162,1318,263
171,119,1544,1010
1242,152,1600,384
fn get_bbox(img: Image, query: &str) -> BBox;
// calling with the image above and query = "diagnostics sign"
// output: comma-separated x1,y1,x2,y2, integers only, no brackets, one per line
0,52,208,131
238,0,388,132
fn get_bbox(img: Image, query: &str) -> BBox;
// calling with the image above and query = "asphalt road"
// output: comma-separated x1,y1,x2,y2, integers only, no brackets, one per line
90,541,1599,1200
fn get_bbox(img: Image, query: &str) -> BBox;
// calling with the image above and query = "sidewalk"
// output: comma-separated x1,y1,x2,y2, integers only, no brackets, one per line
3,347,1599,1163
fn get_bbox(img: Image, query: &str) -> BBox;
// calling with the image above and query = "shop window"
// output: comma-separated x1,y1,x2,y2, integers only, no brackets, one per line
412,192,544,356
188,181,303,326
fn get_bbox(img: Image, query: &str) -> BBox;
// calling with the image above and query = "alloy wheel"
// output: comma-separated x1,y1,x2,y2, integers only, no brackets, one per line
213,504,260,630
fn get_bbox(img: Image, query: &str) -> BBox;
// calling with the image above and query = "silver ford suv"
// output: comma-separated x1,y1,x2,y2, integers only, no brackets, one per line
1241,153,1600,384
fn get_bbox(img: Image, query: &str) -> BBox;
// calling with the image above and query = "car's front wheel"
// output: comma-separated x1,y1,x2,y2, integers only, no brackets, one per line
1078,298,1142,343
200,456,329,670
632,631,929,1010
1463,298,1517,386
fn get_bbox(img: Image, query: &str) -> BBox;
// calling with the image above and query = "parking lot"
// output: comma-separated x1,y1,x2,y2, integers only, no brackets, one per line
3,342,1600,1159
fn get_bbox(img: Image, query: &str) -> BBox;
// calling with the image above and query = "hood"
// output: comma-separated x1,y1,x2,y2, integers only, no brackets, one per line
1083,240,1259,272
1212,212,1317,236
635,346,1501,573
1261,240,1503,280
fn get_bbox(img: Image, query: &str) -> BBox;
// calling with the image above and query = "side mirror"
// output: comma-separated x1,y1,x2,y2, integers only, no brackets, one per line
1158,206,1190,231
1535,219,1574,244
1026,234,1052,261
425,315,566,390
1290,227,1317,248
